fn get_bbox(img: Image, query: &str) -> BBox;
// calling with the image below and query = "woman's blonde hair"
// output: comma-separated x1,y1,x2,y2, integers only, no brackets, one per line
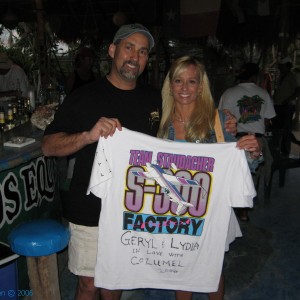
157,56,216,142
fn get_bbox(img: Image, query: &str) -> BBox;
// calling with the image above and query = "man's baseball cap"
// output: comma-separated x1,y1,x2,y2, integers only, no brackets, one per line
113,23,155,51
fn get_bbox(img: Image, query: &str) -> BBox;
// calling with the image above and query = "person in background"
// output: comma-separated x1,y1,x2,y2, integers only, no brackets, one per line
64,47,97,180
158,56,262,300
219,62,275,222
260,65,273,96
65,46,96,95
219,63,276,137
0,52,29,97
43,25,238,300
273,57,300,156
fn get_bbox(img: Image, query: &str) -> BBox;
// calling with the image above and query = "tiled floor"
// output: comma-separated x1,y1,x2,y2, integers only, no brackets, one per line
59,167,300,300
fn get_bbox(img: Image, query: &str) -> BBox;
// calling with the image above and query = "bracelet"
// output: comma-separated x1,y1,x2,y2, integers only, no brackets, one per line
250,151,263,159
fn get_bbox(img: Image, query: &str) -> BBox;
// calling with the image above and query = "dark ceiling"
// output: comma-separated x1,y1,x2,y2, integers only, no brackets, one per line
0,0,300,47
0,0,161,43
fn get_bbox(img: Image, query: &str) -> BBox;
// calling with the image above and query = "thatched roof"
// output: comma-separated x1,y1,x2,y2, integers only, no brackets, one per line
1,0,299,47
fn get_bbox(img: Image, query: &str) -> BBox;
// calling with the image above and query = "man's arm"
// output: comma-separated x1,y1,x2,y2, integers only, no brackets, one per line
283,86,300,105
218,93,237,136
42,117,122,157
42,131,92,157
223,109,237,136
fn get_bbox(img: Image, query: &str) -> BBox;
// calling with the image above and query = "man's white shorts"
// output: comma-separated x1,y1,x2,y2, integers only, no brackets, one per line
68,222,98,277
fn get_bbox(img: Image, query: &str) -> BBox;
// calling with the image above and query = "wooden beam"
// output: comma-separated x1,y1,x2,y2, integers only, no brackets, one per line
35,0,49,85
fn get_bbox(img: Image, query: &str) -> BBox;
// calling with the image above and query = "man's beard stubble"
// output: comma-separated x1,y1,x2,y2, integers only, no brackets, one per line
120,60,141,81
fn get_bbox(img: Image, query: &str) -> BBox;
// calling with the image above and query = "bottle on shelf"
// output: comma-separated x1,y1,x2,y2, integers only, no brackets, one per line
37,87,45,106
58,86,66,105
22,98,31,123
12,103,20,127
0,106,6,132
6,104,15,131
28,84,36,111
25,97,32,116
17,98,25,125
46,83,57,104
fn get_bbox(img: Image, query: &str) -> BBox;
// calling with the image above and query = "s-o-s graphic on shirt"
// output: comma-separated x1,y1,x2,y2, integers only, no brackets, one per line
87,128,256,293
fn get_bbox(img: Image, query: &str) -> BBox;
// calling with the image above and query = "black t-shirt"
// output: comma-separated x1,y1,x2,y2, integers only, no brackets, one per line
69,70,96,94
44,77,161,226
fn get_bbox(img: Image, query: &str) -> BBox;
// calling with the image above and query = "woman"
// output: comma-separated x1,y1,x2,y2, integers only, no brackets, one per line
157,56,262,300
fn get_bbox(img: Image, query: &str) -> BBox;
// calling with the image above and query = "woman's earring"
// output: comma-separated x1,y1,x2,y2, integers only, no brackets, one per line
199,87,202,97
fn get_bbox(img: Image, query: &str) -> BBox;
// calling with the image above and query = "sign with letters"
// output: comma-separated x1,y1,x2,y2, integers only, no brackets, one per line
0,156,60,243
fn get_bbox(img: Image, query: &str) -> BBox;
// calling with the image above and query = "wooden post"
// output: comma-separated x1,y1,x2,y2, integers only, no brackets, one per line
278,0,290,55
27,255,61,300
35,0,49,85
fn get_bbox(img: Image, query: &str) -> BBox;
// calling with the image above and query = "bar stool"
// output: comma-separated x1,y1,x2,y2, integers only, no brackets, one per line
8,219,70,300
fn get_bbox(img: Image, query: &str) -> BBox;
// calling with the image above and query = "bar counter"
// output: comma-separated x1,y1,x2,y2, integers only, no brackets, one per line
0,124,44,172
0,122,62,293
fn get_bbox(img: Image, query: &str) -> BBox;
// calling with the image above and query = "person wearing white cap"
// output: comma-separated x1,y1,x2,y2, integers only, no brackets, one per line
0,52,29,97
273,56,300,156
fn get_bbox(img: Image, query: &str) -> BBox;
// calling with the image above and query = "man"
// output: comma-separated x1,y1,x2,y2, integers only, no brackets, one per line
43,23,160,300
219,62,276,221
43,24,237,300
0,52,29,97
65,47,96,95
273,57,300,156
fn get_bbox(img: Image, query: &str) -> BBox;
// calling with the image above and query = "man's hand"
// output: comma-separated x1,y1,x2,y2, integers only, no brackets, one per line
223,109,237,136
236,134,263,159
42,117,122,157
85,117,122,144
